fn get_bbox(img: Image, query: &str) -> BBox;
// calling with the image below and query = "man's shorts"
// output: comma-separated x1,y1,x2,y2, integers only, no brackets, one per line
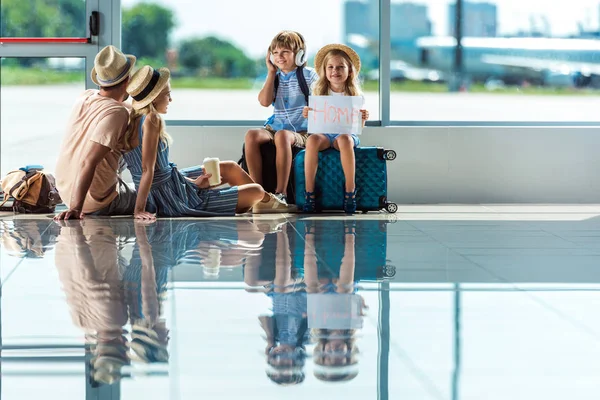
264,125,308,147
88,178,137,216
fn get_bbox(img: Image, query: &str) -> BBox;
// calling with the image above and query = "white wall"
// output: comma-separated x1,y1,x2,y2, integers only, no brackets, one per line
165,126,600,204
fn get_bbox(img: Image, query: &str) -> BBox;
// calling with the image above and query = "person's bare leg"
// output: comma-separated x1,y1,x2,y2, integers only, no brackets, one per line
333,135,356,193
244,129,272,185
304,134,330,193
303,224,319,293
244,250,267,291
273,229,293,293
336,228,356,294
273,130,296,195
219,160,255,186
235,183,269,213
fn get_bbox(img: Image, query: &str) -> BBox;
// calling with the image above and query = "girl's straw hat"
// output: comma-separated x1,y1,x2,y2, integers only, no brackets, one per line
314,44,361,73
127,65,171,110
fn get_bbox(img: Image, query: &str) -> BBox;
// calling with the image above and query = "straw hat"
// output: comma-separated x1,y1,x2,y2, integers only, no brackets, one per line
127,65,171,110
91,45,136,87
314,44,361,74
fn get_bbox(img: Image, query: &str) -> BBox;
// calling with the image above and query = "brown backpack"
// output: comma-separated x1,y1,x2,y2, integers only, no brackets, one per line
0,169,62,213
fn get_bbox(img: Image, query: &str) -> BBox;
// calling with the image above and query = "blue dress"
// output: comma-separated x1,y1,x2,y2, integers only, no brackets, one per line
122,115,238,217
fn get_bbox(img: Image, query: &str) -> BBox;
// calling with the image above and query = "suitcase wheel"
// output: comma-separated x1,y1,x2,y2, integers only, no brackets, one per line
385,202,398,213
383,150,397,161
380,265,396,278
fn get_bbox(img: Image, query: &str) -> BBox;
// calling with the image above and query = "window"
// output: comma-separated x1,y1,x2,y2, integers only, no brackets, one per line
0,0,86,38
390,0,600,122
121,0,380,121
0,57,86,177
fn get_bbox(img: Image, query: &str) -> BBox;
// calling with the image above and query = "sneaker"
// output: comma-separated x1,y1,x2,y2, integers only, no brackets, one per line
302,191,316,213
253,193,297,214
343,189,357,214
274,193,288,205
252,216,289,234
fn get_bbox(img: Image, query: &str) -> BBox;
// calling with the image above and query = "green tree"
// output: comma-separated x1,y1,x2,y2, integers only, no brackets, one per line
0,0,85,37
178,36,256,78
0,0,85,66
122,3,176,62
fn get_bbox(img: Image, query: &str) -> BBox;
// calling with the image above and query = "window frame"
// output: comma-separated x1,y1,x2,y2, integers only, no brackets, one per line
0,0,120,88
2,0,598,127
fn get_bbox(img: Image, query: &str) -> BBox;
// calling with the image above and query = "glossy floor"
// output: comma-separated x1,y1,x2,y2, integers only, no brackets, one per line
2,205,600,399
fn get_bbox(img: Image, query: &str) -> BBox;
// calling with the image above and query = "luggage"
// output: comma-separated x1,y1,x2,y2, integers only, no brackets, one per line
294,146,397,213
238,142,303,205
293,219,396,281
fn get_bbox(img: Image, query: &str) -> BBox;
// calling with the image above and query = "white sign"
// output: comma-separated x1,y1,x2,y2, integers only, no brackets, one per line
307,95,364,135
307,294,364,329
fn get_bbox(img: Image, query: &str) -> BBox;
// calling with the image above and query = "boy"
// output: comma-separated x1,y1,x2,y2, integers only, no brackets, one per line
245,31,318,210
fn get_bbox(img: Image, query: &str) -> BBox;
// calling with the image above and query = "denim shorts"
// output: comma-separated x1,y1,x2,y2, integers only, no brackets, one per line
322,133,360,148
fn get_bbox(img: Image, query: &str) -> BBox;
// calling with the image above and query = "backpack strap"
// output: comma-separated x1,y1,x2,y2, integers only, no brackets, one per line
272,75,279,105
272,68,309,105
296,66,310,105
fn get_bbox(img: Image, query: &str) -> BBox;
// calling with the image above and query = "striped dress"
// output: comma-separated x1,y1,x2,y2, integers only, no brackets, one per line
122,115,238,217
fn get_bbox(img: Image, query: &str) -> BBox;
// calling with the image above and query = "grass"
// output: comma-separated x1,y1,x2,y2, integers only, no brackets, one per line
0,66,83,85
170,77,254,90
2,67,599,95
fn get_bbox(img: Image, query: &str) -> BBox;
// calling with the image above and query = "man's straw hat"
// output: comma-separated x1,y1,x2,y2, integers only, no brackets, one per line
126,66,171,110
91,45,136,87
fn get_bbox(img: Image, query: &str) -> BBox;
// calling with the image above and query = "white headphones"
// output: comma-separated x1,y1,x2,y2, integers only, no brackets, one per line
270,31,307,67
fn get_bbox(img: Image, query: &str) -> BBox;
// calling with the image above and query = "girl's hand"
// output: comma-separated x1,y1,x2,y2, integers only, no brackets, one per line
360,109,369,121
302,106,312,119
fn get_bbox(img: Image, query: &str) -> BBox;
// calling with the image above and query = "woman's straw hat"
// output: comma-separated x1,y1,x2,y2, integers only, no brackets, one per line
126,66,171,110
91,45,136,87
314,44,361,74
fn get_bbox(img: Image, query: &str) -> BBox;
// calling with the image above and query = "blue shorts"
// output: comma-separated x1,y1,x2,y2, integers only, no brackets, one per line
322,133,360,148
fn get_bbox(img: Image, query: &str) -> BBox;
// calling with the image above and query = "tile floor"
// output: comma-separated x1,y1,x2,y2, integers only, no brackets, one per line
2,205,600,399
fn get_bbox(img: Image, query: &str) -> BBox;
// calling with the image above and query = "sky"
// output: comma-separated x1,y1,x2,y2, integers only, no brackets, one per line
122,0,600,58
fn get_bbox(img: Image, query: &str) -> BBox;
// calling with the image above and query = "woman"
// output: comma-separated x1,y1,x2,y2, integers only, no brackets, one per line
122,65,292,219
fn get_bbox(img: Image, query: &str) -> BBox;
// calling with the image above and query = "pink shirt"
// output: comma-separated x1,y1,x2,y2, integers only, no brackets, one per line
55,90,129,213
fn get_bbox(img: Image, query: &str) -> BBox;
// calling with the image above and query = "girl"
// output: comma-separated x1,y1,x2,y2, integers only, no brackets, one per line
122,66,290,219
302,219,366,382
301,44,369,214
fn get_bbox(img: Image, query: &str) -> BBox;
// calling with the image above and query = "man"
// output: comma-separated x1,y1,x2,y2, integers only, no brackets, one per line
54,45,154,220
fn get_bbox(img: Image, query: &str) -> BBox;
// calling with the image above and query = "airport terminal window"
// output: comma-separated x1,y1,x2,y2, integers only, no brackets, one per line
390,0,600,122
120,0,380,121
0,57,86,176
0,0,86,37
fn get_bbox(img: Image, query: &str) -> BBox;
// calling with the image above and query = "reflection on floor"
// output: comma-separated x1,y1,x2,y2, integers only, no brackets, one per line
2,205,600,399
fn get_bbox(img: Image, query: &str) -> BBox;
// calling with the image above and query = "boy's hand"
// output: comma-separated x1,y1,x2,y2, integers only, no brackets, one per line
360,109,369,121
54,209,84,221
265,49,277,74
302,106,312,119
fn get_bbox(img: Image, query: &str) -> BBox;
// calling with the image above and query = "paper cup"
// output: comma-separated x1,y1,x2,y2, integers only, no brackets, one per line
203,157,221,186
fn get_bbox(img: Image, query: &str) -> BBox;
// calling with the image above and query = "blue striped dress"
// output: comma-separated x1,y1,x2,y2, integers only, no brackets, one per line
122,115,239,217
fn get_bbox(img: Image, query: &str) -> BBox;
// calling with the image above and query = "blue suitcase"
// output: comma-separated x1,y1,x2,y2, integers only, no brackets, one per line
292,219,396,281
294,147,397,213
